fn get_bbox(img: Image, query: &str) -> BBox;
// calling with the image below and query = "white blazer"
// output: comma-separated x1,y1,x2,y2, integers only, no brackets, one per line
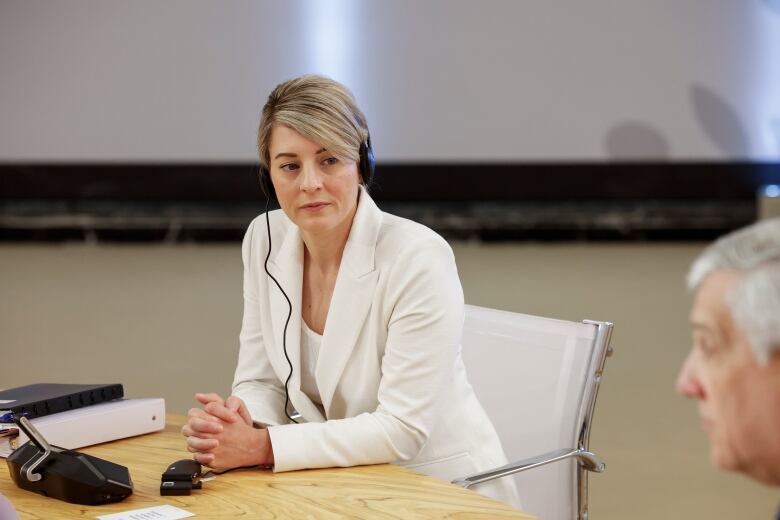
232,188,520,507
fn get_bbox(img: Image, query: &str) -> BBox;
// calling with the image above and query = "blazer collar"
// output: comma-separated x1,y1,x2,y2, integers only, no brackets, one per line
268,186,380,274
337,186,381,277
316,187,382,416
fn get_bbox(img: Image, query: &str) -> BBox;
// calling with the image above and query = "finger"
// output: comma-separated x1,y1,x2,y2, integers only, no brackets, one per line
196,393,225,406
193,452,215,466
205,401,240,424
188,417,224,435
186,443,215,455
188,407,221,422
186,443,202,454
182,422,221,439
225,396,252,425
187,436,219,452
224,395,242,412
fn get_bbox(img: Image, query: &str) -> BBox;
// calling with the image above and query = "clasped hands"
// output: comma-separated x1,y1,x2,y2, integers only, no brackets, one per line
181,393,274,470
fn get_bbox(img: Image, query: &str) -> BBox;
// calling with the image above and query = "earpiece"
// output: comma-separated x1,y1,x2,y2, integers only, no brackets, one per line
359,135,376,187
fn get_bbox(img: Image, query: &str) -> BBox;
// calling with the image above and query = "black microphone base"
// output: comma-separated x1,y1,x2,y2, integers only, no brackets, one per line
6,441,133,505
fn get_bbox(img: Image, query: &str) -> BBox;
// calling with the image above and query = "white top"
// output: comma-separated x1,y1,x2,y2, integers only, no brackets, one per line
300,319,324,408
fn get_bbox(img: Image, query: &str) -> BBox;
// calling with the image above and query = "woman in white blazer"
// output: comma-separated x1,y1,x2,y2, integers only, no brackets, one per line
182,75,519,507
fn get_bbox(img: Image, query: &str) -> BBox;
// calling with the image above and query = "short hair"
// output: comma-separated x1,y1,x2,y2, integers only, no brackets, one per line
257,75,369,177
687,218,780,364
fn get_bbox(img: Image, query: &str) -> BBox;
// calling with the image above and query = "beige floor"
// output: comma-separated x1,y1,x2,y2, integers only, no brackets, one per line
1,243,777,519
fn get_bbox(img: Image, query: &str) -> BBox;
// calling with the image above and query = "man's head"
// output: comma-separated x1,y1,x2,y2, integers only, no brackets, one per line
676,217,780,485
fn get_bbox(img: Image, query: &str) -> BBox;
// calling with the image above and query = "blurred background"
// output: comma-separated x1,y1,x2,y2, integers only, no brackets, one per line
1,1,779,518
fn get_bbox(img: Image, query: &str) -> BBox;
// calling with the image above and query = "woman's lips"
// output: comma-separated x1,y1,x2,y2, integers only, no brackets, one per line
301,202,329,212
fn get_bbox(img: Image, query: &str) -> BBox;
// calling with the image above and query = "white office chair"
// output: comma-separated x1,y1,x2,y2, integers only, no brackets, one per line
452,304,613,520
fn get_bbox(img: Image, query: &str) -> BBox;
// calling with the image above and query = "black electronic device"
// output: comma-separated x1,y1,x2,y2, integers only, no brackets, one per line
0,383,124,420
5,415,133,505
160,459,203,496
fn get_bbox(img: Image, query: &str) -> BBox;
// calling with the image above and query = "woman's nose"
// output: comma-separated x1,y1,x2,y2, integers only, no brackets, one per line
300,165,323,191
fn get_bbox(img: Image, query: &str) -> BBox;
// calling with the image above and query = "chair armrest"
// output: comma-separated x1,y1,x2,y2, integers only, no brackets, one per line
451,448,605,489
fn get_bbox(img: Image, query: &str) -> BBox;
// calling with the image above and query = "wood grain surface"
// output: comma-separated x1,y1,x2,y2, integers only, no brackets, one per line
0,415,533,519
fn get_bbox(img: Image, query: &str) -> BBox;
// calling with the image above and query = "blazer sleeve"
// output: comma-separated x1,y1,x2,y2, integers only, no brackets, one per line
231,217,290,427
267,237,464,471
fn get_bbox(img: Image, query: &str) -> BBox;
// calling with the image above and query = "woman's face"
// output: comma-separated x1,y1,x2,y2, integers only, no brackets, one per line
268,124,361,237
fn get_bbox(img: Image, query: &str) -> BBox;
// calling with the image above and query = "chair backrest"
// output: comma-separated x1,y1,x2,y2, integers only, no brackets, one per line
461,304,612,520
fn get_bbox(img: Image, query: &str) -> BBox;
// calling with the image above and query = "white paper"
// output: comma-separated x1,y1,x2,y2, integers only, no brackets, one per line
96,504,195,520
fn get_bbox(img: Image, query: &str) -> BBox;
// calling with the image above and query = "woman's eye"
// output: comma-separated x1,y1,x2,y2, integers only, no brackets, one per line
280,163,299,172
323,157,339,166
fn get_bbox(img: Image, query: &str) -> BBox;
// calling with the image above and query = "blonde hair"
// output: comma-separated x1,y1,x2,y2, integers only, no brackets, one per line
257,75,369,175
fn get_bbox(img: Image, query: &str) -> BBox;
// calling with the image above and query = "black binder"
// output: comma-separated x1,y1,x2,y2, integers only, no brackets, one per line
0,383,124,420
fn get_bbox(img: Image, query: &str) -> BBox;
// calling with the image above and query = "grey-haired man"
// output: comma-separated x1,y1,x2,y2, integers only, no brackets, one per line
676,218,780,517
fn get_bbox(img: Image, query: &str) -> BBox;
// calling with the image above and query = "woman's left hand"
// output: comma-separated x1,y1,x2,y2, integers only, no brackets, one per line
182,395,274,470
195,393,254,425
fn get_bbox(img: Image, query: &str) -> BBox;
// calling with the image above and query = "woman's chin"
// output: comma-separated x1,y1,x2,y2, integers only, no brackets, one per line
296,218,337,235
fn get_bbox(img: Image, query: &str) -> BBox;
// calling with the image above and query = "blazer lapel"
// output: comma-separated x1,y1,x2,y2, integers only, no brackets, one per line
317,188,382,417
267,220,325,422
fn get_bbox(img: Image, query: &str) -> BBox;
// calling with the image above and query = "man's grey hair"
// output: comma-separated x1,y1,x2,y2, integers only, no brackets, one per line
687,217,780,364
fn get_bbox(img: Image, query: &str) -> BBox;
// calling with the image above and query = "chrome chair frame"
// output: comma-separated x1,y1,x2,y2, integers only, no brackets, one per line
452,314,614,520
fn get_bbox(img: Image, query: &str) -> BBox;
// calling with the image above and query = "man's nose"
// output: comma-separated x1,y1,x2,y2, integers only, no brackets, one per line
675,350,705,399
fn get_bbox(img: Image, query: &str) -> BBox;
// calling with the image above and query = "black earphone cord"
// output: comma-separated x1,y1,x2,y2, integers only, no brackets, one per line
258,138,372,425
263,197,298,424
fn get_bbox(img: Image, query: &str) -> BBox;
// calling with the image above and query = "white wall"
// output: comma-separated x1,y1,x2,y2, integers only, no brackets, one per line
1,0,779,162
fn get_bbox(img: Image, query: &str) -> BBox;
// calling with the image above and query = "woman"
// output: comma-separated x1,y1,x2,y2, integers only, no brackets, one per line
182,75,519,507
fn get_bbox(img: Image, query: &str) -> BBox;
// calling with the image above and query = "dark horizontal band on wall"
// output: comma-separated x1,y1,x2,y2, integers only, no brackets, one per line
1,161,778,242
2,161,779,201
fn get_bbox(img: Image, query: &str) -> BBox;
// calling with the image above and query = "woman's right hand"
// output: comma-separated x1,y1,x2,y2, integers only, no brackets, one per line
181,393,253,449
181,403,223,456
195,393,253,426
181,393,272,469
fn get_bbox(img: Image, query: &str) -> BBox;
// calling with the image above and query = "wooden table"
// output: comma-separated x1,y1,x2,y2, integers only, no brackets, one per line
0,415,534,519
